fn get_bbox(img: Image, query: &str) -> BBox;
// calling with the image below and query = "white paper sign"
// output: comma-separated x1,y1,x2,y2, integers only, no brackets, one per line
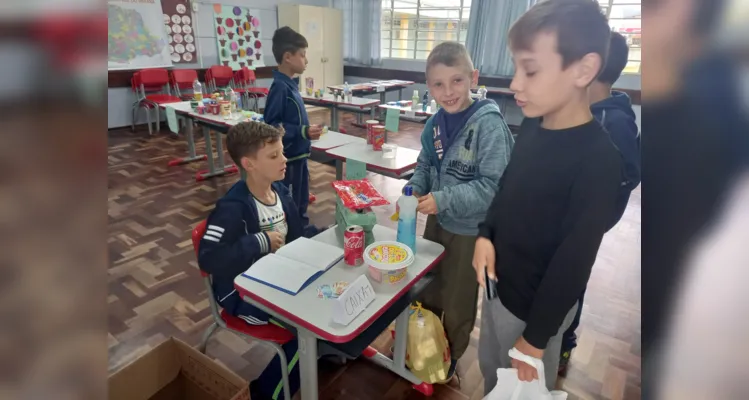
405,110,416,119
376,85,385,92
332,274,376,326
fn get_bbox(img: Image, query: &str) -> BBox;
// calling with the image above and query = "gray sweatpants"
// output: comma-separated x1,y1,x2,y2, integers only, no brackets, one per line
479,297,578,394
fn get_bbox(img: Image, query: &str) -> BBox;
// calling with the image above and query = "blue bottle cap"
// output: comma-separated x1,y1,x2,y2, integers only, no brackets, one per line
403,185,413,196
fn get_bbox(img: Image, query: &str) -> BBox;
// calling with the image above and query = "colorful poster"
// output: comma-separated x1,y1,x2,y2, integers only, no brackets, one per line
162,0,197,64
213,4,264,70
108,0,171,70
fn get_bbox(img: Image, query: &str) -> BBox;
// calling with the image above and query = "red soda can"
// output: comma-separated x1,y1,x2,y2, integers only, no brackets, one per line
344,225,365,266
372,125,386,151
365,120,379,144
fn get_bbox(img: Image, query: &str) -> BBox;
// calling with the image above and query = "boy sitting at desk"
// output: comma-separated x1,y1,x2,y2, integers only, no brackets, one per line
199,121,317,399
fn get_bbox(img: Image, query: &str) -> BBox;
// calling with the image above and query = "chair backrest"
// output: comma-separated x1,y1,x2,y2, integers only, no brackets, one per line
192,220,223,321
139,68,170,87
171,69,198,89
209,65,234,88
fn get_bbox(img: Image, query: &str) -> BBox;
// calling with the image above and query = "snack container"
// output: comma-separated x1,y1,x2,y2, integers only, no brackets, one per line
371,125,386,151
364,241,414,285
365,120,379,144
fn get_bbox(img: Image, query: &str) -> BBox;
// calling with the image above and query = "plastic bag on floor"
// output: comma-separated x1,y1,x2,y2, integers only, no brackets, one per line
405,302,451,384
483,348,567,400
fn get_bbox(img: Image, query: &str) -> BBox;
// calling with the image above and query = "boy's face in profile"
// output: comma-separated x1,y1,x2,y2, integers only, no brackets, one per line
284,48,308,75
426,63,478,114
510,31,582,119
242,139,287,182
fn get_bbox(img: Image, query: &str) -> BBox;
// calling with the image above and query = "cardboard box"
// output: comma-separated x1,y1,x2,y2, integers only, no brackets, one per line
109,337,250,400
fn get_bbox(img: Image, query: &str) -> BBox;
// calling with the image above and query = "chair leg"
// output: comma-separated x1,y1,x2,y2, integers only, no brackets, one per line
199,322,219,354
155,106,160,133
145,106,153,136
268,342,292,400
131,104,137,132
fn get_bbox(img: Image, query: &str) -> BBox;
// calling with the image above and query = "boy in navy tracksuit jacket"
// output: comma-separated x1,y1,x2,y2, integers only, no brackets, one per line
264,27,322,228
199,121,317,399
559,32,641,374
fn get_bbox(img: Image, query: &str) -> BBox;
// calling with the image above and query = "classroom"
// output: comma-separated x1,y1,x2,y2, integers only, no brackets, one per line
107,0,642,399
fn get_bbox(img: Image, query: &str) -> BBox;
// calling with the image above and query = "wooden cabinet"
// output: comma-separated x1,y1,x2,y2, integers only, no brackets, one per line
277,4,343,91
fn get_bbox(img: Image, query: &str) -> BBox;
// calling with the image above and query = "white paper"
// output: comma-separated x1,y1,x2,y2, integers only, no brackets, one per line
376,85,385,92
243,254,317,294
306,21,318,36
405,110,416,119
332,275,376,325
277,237,344,272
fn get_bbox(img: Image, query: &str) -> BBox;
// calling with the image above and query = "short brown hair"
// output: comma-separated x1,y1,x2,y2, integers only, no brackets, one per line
509,0,610,73
226,121,284,165
425,41,474,77
272,26,308,64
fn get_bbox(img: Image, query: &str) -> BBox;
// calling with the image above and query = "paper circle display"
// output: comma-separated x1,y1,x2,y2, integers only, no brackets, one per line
217,26,225,35
186,43,195,52
233,6,242,16
172,53,181,62
163,14,170,24
236,27,244,36
171,14,181,24
226,19,234,28
213,4,222,13
246,47,253,56
164,25,171,34
176,4,186,14
175,44,185,54
238,48,246,57
254,40,261,49
252,17,259,27
183,53,193,62
184,34,194,43
182,25,192,34
172,24,182,34
243,21,251,31
182,16,191,25
173,34,183,43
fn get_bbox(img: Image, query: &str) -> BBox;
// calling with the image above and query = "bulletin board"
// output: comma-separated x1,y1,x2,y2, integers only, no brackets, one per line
212,4,264,70
162,0,197,63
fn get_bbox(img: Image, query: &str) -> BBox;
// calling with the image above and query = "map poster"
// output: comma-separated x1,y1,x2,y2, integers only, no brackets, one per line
213,4,264,70
108,0,172,70
162,0,197,64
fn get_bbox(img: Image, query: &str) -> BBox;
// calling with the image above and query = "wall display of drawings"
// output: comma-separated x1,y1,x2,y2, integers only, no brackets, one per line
162,0,197,63
212,4,264,70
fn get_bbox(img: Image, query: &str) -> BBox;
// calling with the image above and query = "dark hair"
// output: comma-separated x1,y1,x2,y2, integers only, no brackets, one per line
597,32,629,85
226,121,284,165
272,26,308,64
425,41,474,76
509,0,611,75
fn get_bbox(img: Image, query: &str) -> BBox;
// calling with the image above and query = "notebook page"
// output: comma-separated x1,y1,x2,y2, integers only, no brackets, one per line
276,237,344,272
242,253,318,294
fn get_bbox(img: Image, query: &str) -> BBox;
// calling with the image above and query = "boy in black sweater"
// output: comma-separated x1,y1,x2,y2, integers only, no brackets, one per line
472,0,622,393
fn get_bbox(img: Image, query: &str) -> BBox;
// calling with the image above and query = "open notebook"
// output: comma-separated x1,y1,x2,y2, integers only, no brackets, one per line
242,237,344,295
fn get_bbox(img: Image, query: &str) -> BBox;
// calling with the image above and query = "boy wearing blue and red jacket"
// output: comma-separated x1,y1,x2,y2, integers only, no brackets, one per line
558,31,641,375
199,121,317,399
264,26,322,228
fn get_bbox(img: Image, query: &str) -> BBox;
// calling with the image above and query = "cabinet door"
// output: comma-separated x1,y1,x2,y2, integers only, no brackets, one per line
323,9,343,88
298,6,325,92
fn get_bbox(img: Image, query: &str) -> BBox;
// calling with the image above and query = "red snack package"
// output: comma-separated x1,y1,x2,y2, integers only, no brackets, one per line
332,179,391,210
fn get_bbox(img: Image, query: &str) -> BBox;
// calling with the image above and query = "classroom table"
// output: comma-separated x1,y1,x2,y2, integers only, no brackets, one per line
325,142,420,180
328,80,415,106
160,102,207,167
473,87,514,115
300,93,380,131
378,103,435,123
234,225,446,400
310,131,366,153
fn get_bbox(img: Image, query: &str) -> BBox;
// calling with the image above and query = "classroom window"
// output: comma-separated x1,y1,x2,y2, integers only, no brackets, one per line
599,0,641,74
381,0,471,60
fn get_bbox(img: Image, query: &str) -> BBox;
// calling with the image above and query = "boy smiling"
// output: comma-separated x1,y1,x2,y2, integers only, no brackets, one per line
472,0,622,393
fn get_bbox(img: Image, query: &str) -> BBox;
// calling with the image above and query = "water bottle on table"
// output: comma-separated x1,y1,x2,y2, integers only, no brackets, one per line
396,185,418,253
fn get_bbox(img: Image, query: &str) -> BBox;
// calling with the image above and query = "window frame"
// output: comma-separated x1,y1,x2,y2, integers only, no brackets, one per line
382,0,469,61
600,0,641,74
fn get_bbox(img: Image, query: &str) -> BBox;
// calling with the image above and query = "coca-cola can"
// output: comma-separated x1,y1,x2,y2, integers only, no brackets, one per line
365,120,379,144
344,225,365,266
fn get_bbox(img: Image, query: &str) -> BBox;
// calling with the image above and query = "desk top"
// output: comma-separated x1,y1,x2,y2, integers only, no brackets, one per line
378,104,435,117
311,131,366,151
325,142,420,177
328,80,414,93
234,225,445,343
300,93,380,108
161,101,264,130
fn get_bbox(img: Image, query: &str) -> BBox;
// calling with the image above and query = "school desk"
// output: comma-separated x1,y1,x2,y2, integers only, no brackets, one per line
325,141,420,180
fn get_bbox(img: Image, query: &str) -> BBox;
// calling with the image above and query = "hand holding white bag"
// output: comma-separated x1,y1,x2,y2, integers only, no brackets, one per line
483,348,568,400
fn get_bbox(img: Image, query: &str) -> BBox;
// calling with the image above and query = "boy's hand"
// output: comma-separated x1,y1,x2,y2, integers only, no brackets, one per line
472,237,496,289
416,193,437,215
512,336,543,382
308,125,322,140
267,231,285,252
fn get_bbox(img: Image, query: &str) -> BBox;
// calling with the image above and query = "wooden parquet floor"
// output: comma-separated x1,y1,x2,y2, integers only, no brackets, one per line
108,111,641,400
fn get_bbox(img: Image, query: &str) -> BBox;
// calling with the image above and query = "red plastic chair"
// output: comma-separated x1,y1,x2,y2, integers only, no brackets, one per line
170,69,200,100
192,221,293,400
132,69,181,135
234,67,269,112
207,65,234,93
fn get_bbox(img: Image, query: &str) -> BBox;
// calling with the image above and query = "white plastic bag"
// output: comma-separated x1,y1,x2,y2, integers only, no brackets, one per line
483,348,568,400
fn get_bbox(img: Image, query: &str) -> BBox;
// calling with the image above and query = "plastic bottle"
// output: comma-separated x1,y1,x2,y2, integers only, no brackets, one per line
422,90,429,112
228,89,238,119
396,185,418,253
429,99,437,112
411,89,420,111
193,79,203,101
477,85,487,100
343,82,352,102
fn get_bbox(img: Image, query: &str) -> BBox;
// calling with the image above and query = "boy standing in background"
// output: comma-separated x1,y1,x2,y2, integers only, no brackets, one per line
407,41,514,381
473,0,621,392
558,30,641,376
264,26,322,228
